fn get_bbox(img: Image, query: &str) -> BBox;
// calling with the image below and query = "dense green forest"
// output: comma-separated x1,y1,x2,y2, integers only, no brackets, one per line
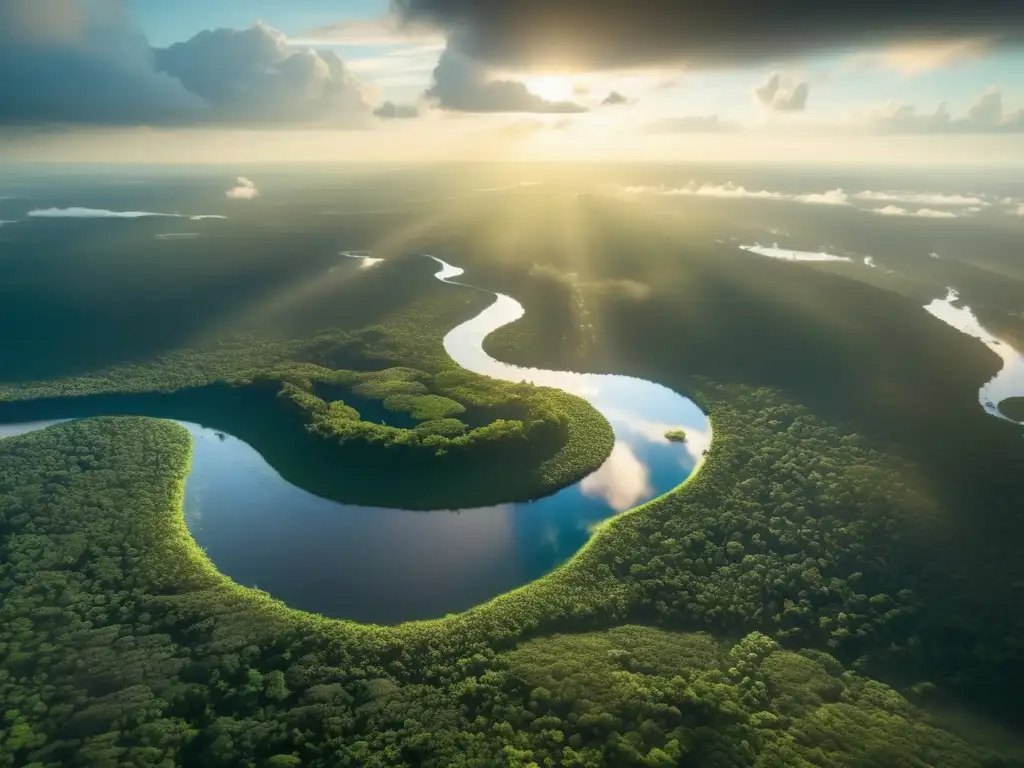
2,411,1021,767
2,174,1024,764
470,199,1024,727
0,257,612,508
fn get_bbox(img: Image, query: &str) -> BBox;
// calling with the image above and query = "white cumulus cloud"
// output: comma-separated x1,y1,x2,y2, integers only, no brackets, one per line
871,205,958,219
861,86,1024,134
793,189,850,205
753,72,809,111
226,177,259,200
625,181,786,200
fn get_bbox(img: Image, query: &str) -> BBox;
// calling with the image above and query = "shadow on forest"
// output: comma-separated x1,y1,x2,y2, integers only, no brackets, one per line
0,384,574,510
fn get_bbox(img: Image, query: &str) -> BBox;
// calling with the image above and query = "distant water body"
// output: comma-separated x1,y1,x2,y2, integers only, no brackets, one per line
1,256,710,624
925,288,1024,425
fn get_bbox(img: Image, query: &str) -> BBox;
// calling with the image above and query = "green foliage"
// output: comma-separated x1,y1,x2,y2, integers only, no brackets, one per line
3,197,1023,765
349,369,431,399
664,429,686,443
0,334,614,509
1,399,1021,767
382,393,465,421
475,207,1024,724
415,419,469,438
488,627,1005,768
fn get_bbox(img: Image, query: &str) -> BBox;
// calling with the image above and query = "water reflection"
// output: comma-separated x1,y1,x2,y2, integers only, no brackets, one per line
1,258,711,624
580,442,652,511
924,288,1024,425
430,256,710,484
183,422,521,621
340,250,384,268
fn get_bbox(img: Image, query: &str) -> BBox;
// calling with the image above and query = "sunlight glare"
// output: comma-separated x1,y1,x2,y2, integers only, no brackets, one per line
527,75,574,103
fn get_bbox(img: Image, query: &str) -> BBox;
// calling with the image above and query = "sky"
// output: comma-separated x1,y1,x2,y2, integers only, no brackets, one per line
1,0,1023,164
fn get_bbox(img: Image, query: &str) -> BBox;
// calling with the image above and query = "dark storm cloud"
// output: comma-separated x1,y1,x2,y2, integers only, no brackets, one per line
425,45,587,113
393,0,1024,69
0,1,371,125
754,73,809,111
374,101,420,119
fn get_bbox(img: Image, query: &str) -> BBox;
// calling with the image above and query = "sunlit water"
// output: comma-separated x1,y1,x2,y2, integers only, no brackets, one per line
0,257,710,624
924,288,1024,425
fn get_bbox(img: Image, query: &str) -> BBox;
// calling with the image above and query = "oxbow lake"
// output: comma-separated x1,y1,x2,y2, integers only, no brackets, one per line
1,258,711,624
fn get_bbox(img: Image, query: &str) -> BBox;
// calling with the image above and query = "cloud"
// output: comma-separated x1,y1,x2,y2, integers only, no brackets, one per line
625,182,989,215
624,182,786,200
0,1,202,124
863,87,1024,133
424,45,587,113
153,23,373,125
871,205,959,218
1015,204,1024,216
26,206,228,220
225,177,259,200
854,37,993,73
739,244,852,262
754,72,809,112
601,91,628,106
374,101,420,119
294,15,444,46
793,189,850,205
27,207,180,218
0,3,374,126
0,3,89,45
394,0,1024,70
643,115,738,133
852,190,988,206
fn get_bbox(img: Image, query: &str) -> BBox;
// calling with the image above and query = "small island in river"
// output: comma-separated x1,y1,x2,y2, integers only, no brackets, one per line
665,428,687,442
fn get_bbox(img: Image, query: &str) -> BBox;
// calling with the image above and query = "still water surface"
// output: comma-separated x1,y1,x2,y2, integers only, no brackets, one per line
1,258,710,624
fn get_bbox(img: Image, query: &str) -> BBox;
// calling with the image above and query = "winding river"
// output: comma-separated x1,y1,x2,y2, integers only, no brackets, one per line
1,257,710,625
924,288,1024,425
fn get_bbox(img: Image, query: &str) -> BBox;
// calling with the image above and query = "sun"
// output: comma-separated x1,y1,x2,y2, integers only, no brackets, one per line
526,75,574,103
